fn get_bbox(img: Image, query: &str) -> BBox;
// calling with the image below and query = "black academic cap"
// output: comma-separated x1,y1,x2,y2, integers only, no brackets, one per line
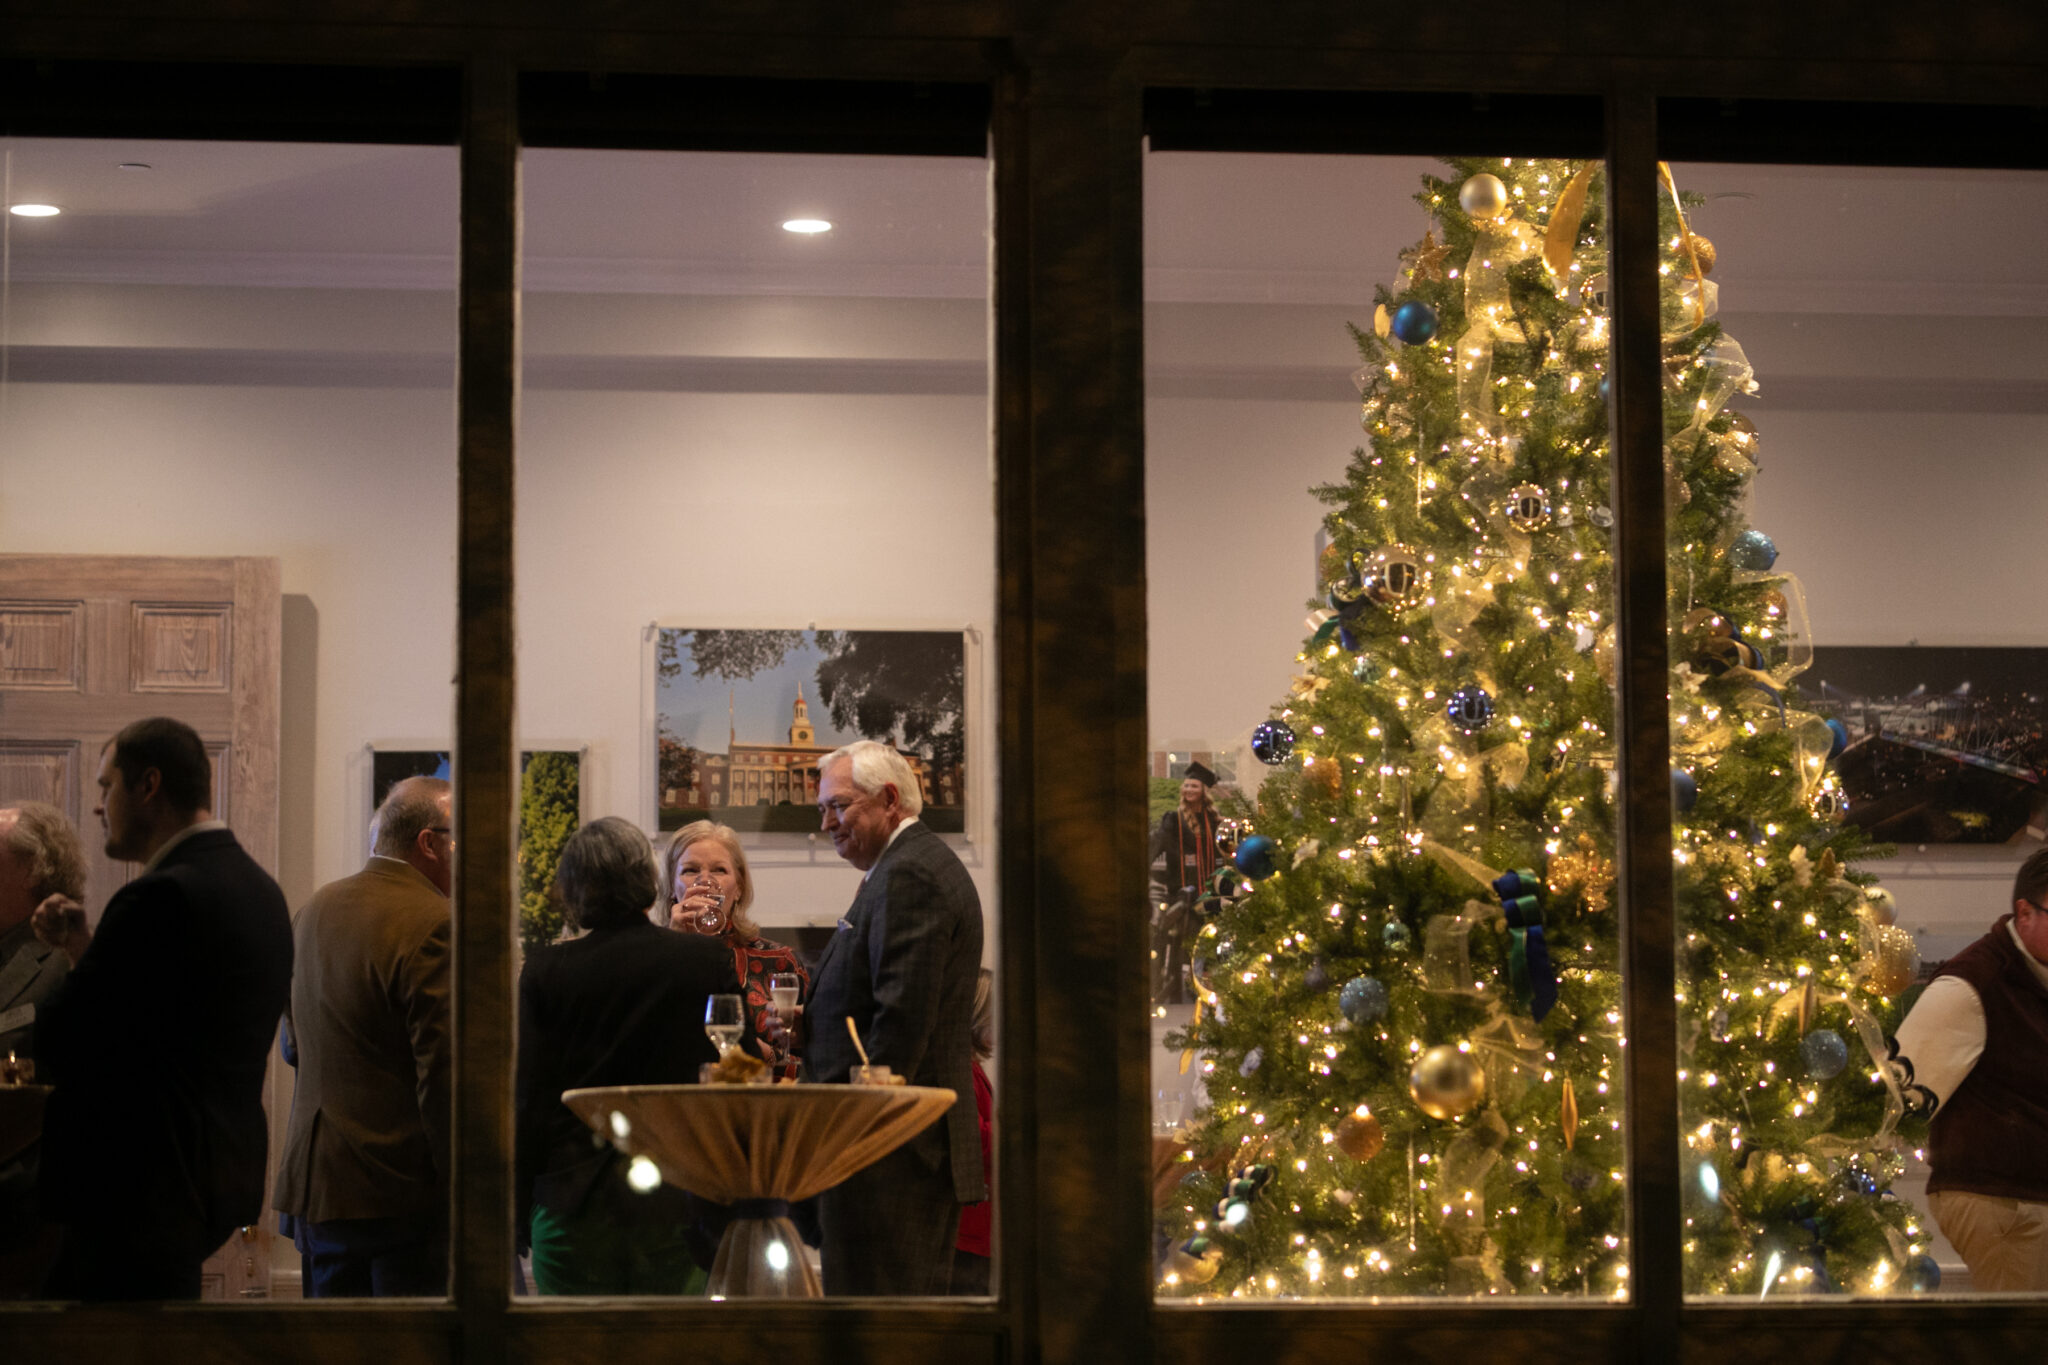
1184,760,1218,787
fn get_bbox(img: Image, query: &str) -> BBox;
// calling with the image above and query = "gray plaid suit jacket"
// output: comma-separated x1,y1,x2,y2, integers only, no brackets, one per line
806,819,987,1291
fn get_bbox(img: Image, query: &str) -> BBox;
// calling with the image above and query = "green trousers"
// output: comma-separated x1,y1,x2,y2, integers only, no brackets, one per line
528,1200,709,1297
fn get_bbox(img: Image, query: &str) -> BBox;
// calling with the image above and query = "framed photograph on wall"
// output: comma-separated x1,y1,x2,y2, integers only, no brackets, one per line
1800,646,2048,845
650,627,967,843
366,745,585,950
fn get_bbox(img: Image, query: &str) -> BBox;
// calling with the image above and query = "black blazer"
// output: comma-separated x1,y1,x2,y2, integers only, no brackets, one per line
36,827,294,1247
515,917,745,1226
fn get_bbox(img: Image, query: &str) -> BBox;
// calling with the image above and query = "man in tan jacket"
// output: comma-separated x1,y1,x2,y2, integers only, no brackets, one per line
275,777,453,1297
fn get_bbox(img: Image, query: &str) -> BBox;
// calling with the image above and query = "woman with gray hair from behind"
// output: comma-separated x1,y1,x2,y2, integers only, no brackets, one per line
514,816,747,1295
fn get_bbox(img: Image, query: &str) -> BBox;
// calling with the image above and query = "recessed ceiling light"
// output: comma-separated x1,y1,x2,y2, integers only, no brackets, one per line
782,218,832,235
9,204,61,218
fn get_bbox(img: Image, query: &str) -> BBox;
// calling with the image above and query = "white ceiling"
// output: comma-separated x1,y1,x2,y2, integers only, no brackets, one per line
6,137,2047,313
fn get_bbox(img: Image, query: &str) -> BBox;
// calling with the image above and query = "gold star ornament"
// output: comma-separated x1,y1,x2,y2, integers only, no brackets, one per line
1401,230,1454,283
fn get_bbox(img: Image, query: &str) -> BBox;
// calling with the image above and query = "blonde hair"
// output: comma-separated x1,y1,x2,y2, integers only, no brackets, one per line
659,821,758,939
1,801,88,903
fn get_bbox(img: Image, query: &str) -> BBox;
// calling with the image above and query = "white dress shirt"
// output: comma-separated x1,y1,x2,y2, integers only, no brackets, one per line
1892,918,2048,1111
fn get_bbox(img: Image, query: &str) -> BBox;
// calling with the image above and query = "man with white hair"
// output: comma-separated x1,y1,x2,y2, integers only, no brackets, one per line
274,776,454,1297
804,740,987,1295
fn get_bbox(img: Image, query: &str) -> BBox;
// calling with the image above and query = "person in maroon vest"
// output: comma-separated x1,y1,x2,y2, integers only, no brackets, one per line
1893,846,2048,1292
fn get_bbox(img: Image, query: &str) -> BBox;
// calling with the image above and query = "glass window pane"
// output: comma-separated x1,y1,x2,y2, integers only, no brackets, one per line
1147,151,1628,1299
0,135,457,1301
1663,159,2048,1297
514,145,995,1300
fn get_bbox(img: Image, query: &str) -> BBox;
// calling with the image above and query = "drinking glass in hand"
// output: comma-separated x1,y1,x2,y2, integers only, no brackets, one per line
767,973,802,1069
690,875,727,934
705,994,744,1057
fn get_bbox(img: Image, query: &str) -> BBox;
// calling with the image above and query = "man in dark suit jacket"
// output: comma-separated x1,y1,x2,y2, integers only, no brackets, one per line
275,776,454,1296
805,740,987,1295
31,717,293,1301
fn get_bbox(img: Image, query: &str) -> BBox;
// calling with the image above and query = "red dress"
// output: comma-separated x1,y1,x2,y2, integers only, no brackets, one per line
727,933,809,1081
955,1058,994,1257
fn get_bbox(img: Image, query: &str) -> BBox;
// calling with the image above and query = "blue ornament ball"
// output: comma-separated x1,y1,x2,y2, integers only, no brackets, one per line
1233,834,1279,880
1446,683,1495,732
1240,1046,1264,1077
1671,768,1699,814
1382,921,1412,952
1389,300,1439,345
1825,717,1850,760
1727,529,1779,572
1905,1253,1941,1293
1800,1028,1850,1080
1304,958,1331,993
1339,975,1389,1024
1251,720,1297,766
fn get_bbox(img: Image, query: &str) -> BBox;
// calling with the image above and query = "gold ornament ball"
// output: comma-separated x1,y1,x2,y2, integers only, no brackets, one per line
1864,924,1920,997
1362,543,1430,611
1685,234,1717,275
1334,1109,1386,1162
1862,886,1898,926
1409,1044,1487,1120
1459,172,1511,220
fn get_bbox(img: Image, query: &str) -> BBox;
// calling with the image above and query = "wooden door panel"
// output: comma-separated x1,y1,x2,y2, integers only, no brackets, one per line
0,553,281,1301
0,599,86,689
0,739,80,820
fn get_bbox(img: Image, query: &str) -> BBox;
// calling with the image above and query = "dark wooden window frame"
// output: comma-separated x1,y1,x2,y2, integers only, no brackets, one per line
4,12,2047,1363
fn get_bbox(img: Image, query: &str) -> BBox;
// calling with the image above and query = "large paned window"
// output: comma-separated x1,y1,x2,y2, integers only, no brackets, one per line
0,122,459,1301
511,82,999,1301
1143,126,1633,1301
1660,155,2048,1298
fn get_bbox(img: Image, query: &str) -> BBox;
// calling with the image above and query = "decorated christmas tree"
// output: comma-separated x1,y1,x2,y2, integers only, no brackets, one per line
1160,157,1932,1299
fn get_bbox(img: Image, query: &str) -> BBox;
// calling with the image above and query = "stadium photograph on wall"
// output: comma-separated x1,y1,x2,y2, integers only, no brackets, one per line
1801,646,2048,845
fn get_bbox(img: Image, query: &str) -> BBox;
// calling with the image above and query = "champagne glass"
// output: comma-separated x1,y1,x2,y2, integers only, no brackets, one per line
705,994,744,1057
767,972,802,1069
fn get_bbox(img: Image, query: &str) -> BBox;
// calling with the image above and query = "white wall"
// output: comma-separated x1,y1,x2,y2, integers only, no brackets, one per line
0,283,998,938
5,268,2041,956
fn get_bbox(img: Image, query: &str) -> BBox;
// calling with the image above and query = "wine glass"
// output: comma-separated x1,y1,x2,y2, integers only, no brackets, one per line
704,994,744,1057
767,973,802,1069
